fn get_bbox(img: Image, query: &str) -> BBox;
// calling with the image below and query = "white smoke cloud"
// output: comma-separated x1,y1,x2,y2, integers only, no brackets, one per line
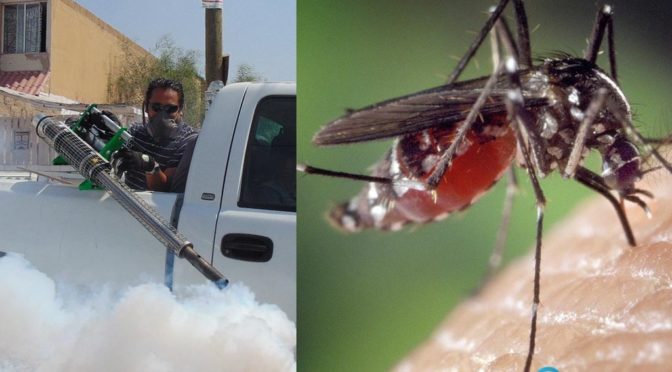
0,254,296,372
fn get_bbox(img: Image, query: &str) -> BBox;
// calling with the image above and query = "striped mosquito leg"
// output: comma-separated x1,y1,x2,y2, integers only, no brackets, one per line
563,88,607,178
505,57,547,175
427,61,504,188
465,11,521,294
504,56,546,372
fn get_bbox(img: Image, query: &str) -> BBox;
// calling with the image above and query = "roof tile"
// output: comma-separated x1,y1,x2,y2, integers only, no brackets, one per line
0,70,50,95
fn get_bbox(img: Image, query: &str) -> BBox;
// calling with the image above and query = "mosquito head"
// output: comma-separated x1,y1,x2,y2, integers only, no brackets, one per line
602,136,642,193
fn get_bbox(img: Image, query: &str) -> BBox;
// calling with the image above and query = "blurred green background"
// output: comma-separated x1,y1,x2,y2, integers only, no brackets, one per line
298,1,672,370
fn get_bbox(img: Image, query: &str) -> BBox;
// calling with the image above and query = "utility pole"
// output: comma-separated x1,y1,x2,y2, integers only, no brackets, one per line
204,1,223,86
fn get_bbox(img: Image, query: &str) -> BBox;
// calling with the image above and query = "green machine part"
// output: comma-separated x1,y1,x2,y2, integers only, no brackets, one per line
52,104,129,190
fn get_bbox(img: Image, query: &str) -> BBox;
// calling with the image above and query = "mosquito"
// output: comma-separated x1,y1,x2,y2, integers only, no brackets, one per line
301,0,672,370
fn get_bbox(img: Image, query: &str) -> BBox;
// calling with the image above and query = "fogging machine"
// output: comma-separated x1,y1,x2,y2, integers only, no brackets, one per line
33,107,228,289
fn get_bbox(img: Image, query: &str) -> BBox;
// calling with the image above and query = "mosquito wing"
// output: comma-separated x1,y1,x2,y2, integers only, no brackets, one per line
313,73,548,146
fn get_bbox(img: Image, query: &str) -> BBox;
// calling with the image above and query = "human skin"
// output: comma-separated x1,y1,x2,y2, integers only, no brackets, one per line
394,169,672,371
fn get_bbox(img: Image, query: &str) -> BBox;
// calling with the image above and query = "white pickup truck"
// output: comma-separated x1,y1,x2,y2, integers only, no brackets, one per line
0,82,296,320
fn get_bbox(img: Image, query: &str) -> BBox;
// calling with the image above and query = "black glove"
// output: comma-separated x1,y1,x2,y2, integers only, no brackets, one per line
111,148,156,175
81,110,121,133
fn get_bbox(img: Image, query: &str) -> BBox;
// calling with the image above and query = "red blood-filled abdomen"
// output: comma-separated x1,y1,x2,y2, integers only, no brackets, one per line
329,115,516,232
394,126,516,222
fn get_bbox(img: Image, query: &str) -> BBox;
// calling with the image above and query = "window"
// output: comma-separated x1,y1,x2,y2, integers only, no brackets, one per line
3,2,47,54
239,96,296,212
14,131,29,150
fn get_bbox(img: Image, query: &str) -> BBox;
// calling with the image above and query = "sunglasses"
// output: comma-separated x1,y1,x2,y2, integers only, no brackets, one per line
149,103,180,114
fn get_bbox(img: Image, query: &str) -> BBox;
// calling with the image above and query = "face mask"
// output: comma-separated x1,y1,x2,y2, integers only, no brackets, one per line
147,110,179,142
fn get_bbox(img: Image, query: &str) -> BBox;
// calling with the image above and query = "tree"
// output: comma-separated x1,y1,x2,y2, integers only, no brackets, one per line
233,63,265,83
110,36,205,127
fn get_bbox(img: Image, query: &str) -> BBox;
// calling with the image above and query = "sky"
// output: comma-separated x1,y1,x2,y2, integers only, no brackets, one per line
74,0,296,82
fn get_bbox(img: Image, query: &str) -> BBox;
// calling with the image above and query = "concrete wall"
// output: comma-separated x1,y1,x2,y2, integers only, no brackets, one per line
48,0,153,103
0,116,57,165
0,93,64,166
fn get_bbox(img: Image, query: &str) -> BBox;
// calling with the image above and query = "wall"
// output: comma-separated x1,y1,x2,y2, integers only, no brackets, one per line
0,53,49,71
48,0,153,103
0,94,57,166
0,117,57,165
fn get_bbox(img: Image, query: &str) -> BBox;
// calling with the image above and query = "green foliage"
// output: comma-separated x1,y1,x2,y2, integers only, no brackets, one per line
110,36,205,128
233,63,265,82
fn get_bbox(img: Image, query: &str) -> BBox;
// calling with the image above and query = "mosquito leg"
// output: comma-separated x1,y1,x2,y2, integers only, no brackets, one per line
420,2,527,188
470,166,518,295
488,2,519,66
513,125,544,372
608,107,672,175
298,164,392,184
504,58,547,174
563,88,607,178
512,0,532,68
472,19,520,291
585,5,618,82
447,0,510,84
606,9,617,82
627,125,672,174
493,167,518,269
583,5,662,176
426,61,504,188
494,13,519,62
638,136,672,175
298,164,429,192
642,136,672,145
504,57,545,203
503,56,546,372
489,13,502,68
574,166,637,246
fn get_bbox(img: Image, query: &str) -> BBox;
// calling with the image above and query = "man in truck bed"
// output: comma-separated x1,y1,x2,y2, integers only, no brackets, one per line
90,78,197,192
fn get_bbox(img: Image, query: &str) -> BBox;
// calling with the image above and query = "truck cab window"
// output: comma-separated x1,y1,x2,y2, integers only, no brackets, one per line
239,96,296,212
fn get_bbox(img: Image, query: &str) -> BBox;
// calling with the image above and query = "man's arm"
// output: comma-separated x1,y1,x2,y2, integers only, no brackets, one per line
145,167,176,192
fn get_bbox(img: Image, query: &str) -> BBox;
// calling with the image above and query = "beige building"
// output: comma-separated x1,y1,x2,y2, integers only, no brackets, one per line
0,0,151,166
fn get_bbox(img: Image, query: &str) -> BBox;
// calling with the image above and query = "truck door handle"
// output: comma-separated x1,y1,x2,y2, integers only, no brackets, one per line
221,234,273,262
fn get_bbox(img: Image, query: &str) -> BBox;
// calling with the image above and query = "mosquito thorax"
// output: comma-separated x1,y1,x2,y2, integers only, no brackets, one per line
531,57,634,176
542,57,631,124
